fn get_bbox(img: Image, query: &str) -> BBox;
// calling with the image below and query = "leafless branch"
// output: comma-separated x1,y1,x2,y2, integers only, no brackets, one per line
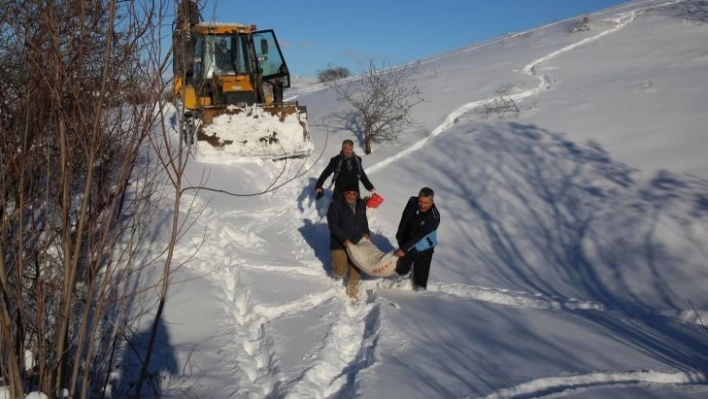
329,59,424,154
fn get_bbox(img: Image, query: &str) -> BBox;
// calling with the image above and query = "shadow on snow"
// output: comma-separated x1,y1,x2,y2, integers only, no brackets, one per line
410,122,708,382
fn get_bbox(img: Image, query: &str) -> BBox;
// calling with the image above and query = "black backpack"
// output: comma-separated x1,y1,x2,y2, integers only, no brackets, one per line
330,155,362,186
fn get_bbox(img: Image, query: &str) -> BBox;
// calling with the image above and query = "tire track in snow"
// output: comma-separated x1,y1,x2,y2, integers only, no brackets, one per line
366,1,682,175
364,276,708,324
473,369,706,399
364,278,605,312
428,282,708,324
238,262,325,278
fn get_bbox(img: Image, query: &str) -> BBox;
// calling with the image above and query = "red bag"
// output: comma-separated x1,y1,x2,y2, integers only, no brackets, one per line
366,192,384,208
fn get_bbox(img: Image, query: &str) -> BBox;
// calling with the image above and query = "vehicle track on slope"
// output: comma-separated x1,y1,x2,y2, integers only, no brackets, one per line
366,2,678,176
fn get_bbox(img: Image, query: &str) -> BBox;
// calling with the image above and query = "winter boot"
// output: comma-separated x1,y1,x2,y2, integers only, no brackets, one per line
347,281,360,301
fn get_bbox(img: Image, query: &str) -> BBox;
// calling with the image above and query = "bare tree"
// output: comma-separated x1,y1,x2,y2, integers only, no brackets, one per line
330,59,424,154
0,0,190,397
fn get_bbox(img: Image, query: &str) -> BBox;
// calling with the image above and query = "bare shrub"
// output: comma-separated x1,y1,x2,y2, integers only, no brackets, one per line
329,59,424,154
480,84,520,120
316,64,351,83
571,14,592,32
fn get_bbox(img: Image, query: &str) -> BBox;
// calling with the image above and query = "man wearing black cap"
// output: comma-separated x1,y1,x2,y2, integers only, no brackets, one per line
326,183,370,300
314,139,376,200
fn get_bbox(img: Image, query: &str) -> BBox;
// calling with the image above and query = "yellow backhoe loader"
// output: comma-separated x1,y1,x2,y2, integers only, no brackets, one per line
172,0,312,159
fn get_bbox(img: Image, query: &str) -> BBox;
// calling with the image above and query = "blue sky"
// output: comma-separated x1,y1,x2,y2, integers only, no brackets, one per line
192,0,631,77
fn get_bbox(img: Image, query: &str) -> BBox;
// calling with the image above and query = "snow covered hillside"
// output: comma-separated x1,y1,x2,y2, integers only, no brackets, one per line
129,0,708,397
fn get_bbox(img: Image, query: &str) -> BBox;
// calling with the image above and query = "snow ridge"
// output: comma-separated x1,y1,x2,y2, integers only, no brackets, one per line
474,370,706,399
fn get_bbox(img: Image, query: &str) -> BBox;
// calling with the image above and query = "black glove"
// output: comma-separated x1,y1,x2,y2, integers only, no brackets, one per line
316,191,324,200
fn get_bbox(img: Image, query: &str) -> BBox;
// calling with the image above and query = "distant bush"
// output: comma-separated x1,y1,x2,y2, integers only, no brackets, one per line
571,14,591,32
316,64,351,83
480,84,519,120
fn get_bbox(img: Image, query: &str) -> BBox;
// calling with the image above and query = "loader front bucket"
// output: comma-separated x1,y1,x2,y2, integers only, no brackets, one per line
196,102,313,160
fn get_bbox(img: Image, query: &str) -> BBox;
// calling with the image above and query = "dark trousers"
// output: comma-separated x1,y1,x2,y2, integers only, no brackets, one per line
396,249,434,289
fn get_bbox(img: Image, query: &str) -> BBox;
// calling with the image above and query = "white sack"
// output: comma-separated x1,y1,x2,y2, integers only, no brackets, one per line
346,239,398,277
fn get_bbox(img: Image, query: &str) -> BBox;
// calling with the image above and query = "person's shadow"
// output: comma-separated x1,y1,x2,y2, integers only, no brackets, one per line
113,318,179,397
297,177,329,218
299,217,332,274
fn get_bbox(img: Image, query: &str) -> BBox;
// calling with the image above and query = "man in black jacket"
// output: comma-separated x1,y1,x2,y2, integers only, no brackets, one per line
315,139,375,200
327,183,370,300
394,187,440,290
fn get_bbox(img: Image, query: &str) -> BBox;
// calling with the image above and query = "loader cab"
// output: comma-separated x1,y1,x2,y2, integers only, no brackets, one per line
201,35,254,78
184,33,258,105
187,34,248,80
174,25,294,107
189,31,291,84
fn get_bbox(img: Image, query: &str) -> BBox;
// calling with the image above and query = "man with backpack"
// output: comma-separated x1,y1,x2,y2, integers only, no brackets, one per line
314,139,375,200
394,187,440,291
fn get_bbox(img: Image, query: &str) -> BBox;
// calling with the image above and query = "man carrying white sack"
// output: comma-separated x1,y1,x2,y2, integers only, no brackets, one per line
344,188,440,289
394,187,440,291
326,183,369,300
